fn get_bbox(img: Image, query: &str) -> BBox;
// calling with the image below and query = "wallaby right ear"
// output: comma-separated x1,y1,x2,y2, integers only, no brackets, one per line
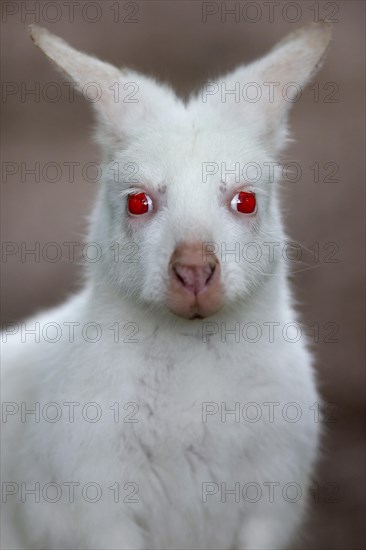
29,25,176,149
30,25,122,93
30,25,125,128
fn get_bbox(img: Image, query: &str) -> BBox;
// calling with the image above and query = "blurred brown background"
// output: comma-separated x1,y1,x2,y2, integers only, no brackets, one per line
1,1,365,549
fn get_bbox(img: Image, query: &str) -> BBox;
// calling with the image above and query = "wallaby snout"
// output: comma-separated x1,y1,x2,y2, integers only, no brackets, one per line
167,242,223,319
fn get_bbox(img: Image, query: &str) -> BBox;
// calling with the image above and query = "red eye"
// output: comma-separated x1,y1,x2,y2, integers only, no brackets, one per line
127,192,153,216
230,191,256,214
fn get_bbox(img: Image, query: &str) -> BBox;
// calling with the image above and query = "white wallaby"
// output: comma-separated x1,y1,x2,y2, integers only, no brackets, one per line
1,23,331,550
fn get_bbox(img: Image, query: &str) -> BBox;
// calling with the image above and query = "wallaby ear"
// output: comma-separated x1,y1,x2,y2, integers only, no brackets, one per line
29,25,177,151
30,25,122,94
256,22,332,149
30,25,125,131
262,21,332,87
211,22,332,152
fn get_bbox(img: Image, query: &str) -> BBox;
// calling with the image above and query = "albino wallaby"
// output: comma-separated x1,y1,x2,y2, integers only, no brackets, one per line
1,23,331,550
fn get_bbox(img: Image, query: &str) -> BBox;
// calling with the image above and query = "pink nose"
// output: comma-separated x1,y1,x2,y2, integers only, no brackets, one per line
167,242,223,319
172,262,216,295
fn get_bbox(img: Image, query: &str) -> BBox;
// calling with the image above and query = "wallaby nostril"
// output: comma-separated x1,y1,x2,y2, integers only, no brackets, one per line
172,262,217,295
172,265,186,287
205,262,216,285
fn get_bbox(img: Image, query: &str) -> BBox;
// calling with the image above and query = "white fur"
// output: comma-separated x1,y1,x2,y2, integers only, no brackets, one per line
1,23,331,550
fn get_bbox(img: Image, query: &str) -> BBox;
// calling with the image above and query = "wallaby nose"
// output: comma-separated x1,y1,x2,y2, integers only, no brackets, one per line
172,262,216,295
167,242,223,319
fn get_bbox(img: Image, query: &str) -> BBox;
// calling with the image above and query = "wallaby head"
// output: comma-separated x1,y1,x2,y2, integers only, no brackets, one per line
30,24,331,320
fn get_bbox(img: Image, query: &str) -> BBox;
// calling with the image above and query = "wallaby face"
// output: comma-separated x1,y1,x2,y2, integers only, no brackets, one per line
30,24,331,320
2,24,331,550
94,122,279,319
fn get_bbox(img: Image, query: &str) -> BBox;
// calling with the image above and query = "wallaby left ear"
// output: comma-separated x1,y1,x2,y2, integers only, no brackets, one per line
258,22,332,148
216,22,332,152
261,21,332,88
